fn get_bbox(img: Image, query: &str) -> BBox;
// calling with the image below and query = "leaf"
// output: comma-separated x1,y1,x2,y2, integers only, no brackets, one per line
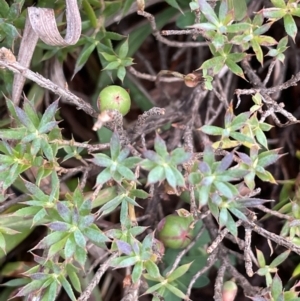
165,0,183,14
270,250,290,268
170,148,192,165
39,100,58,129
284,14,297,41
132,261,143,283
59,275,77,301
154,134,168,158
110,132,121,161
164,165,177,189
147,165,165,185
64,235,76,259
232,0,247,20
167,262,193,282
74,229,86,249
198,0,219,26
0,128,27,140
82,0,97,28
96,167,112,185
0,0,9,17
200,125,223,136
145,260,161,278
118,38,129,59
116,165,136,181
271,273,283,300
165,282,187,299
256,248,266,267
117,66,126,82
225,59,246,79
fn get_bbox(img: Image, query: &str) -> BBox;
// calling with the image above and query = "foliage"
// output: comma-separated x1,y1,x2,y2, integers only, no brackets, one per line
1,0,300,300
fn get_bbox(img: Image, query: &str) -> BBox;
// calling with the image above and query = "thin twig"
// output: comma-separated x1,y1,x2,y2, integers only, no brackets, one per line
78,252,118,301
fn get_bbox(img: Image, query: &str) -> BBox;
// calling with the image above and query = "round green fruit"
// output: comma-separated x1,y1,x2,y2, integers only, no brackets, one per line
98,85,131,116
157,215,194,249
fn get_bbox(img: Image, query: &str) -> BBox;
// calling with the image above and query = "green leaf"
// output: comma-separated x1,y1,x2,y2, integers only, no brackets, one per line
271,273,283,300
225,212,238,237
110,132,121,161
167,262,193,282
270,250,290,268
0,0,9,17
74,229,86,249
0,128,27,140
132,261,143,283
39,100,58,129
118,38,129,59
82,0,97,28
129,189,149,199
147,165,165,185
256,248,266,267
198,0,219,26
83,225,109,244
66,264,81,293
117,66,126,82
154,134,168,158
96,167,112,185
201,56,224,71
232,0,247,20
59,275,77,301
225,59,246,79
164,165,177,189
200,125,223,136
219,207,228,227
284,14,297,41
100,52,117,62
116,164,136,181
165,282,187,299
65,234,76,259
170,148,191,165
271,0,286,9
145,260,161,278
165,0,183,14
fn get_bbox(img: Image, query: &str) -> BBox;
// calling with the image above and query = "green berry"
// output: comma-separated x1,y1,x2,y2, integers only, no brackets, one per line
157,215,194,249
98,85,131,116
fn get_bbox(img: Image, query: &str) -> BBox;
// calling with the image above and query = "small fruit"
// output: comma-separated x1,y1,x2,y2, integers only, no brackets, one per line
222,280,238,301
157,214,194,249
98,85,131,116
